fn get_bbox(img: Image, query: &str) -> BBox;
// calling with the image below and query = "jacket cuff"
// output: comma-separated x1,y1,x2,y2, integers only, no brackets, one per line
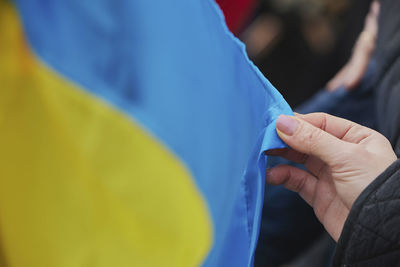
333,159,400,267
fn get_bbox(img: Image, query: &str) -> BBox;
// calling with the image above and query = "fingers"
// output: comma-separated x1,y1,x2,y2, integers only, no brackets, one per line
326,65,349,91
276,115,347,165
265,148,326,178
294,112,375,144
365,0,379,35
265,148,307,164
271,113,379,177
344,48,371,90
342,0,379,90
266,165,317,205
295,112,354,139
326,1,379,92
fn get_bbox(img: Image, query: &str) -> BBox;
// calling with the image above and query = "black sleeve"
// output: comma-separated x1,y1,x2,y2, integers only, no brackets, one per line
333,159,400,267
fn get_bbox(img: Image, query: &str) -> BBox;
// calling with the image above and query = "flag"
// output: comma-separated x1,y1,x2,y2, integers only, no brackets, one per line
0,0,292,266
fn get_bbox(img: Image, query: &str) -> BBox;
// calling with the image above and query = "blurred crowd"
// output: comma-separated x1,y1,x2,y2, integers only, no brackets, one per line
218,0,372,107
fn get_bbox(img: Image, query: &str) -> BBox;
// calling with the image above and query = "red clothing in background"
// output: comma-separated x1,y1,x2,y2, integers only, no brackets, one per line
216,0,256,35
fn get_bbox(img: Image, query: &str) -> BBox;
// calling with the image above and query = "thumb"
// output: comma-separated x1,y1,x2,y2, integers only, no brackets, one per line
276,115,346,165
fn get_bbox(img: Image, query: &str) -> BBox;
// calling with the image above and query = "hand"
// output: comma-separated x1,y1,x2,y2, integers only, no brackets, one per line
266,113,397,241
326,1,379,91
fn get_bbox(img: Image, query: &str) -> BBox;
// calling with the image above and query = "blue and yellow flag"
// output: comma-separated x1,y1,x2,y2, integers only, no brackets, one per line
0,0,292,266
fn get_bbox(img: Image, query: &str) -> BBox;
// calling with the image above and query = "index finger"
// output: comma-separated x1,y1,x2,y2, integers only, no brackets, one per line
294,112,371,143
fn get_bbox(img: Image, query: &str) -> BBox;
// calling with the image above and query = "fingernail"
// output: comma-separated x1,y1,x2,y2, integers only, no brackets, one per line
277,115,298,136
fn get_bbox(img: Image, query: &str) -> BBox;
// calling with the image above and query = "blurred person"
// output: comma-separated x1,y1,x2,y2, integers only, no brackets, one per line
243,0,373,107
262,0,400,266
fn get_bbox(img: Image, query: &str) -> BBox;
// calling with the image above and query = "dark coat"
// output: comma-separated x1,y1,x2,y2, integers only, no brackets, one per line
333,0,400,265
375,0,400,156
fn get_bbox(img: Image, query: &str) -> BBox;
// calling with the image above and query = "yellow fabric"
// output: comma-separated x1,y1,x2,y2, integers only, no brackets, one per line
0,3,212,266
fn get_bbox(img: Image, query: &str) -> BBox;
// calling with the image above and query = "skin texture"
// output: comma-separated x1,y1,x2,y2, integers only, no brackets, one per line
266,113,397,241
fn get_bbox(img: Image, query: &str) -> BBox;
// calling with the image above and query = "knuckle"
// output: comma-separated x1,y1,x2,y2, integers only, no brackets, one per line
286,169,306,193
377,133,393,147
292,176,306,193
316,164,328,179
319,113,328,131
303,128,323,153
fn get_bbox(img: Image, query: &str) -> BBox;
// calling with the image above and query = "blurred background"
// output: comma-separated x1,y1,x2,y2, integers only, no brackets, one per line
218,0,372,108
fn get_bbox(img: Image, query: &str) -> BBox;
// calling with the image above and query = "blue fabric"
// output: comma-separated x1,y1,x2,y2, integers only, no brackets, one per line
255,62,377,267
15,0,293,266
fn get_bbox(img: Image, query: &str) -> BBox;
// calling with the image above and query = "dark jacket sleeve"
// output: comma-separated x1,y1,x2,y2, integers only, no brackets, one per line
333,159,400,267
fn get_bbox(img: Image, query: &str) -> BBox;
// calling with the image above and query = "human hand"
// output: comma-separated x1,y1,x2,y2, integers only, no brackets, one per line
266,113,397,241
326,1,379,92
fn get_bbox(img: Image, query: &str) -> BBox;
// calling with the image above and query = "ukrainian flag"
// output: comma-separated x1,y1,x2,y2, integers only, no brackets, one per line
0,0,292,266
